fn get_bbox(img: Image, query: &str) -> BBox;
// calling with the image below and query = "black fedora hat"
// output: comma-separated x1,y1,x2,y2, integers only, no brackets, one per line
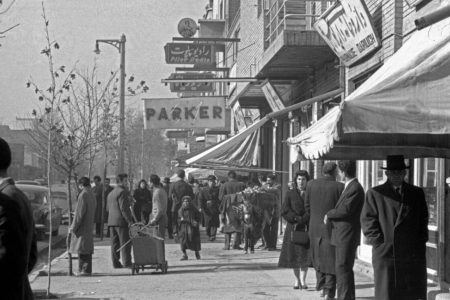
381,155,410,170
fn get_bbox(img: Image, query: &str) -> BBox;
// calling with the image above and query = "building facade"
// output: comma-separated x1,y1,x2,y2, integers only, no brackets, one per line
190,0,450,289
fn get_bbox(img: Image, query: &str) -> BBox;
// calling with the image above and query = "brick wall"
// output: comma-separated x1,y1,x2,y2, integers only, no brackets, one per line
233,0,265,97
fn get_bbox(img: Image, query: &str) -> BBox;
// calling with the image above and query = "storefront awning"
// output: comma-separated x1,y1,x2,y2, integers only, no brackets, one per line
186,116,270,167
288,12,450,160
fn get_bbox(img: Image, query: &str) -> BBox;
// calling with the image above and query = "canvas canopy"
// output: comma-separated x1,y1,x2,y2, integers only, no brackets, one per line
288,11,450,160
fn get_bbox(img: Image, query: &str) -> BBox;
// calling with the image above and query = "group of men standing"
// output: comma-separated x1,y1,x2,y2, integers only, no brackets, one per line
306,156,428,300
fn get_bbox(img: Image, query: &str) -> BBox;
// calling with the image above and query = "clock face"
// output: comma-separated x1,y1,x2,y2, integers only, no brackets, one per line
178,18,197,38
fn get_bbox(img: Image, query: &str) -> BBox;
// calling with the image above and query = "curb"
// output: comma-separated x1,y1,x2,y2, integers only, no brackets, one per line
29,235,67,283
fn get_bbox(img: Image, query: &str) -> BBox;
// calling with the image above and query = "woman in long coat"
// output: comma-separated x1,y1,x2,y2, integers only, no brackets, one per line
178,195,202,260
132,179,152,224
70,177,96,275
278,170,310,289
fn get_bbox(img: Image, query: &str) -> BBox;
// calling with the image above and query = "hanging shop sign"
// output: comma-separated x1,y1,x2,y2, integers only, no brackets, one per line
178,18,198,38
169,73,215,93
143,97,226,129
164,43,221,66
261,81,286,112
314,0,380,66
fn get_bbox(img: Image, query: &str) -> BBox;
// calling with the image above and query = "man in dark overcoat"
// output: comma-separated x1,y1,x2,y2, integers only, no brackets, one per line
107,173,134,268
92,175,104,237
325,160,364,300
103,178,114,238
162,177,173,239
305,162,344,299
169,169,194,236
0,137,37,300
199,175,220,241
219,170,246,250
70,177,96,275
361,155,428,300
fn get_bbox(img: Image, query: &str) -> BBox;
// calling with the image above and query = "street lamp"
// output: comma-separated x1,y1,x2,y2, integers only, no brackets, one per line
94,34,126,174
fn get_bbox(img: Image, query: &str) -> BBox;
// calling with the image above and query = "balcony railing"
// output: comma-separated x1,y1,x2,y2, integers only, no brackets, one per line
264,0,333,49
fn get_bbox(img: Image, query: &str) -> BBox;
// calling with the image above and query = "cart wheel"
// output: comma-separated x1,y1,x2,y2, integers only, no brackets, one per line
131,264,136,275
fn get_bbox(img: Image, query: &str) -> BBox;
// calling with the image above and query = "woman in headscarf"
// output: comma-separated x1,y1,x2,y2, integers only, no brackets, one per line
278,170,311,290
132,179,152,224
178,195,202,260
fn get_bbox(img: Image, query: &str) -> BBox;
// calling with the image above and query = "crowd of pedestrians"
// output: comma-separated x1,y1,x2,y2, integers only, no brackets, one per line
0,134,429,300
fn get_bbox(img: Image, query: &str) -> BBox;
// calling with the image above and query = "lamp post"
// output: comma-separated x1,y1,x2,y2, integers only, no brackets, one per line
94,34,126,174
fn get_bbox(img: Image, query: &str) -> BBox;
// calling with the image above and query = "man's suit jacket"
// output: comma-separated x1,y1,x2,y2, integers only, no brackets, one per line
169,179,194,213
107,185,134,227
218,179,246,202
327,178,365,248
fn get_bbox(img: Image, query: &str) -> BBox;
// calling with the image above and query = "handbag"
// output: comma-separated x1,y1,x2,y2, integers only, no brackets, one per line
291,224,309,246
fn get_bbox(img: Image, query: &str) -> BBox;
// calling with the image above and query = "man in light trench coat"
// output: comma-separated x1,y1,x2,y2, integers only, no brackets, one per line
70,177,96,276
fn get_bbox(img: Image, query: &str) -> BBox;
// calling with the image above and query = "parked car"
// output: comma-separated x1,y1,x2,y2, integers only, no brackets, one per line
15,180,41,186
16,184,63,240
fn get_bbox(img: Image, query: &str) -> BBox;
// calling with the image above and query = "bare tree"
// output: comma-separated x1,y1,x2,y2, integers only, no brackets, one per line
0,0,20,47
125,110,177,187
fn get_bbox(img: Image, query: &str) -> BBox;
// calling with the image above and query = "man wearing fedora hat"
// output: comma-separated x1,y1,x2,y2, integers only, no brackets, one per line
361,155,428,300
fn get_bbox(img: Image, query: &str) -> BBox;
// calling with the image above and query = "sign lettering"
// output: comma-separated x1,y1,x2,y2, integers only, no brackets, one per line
169,73,215,93
143,97,226,129
164,43,216,66
314,0,380,66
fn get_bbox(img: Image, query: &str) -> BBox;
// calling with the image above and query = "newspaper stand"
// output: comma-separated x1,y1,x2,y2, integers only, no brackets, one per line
129,223,168,275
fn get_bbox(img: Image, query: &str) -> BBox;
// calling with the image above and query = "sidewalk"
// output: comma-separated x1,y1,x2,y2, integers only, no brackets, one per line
31,230,375,300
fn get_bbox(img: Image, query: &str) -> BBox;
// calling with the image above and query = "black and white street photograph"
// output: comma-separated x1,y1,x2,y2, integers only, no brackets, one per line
1,0,450,299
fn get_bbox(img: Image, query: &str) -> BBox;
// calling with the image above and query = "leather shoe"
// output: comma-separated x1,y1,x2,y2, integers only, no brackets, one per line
113,263,123,269
195,252,201,260
180,255,188,261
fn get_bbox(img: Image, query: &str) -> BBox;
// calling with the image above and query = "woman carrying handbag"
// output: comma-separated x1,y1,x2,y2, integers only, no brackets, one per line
278,170,311,290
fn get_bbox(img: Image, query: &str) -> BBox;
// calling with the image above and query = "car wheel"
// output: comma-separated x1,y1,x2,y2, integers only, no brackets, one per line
51,228,59,236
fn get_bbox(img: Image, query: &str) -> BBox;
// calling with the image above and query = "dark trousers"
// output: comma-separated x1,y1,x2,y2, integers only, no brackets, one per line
262,217,279,249
206,225,217,238
110,226,131,267
316,270,336,298
244,226,254,251
95,222,102,236
336,244,357,300
172,211,179,234
78,253,92,274
224,231,242,249
166,209,173,237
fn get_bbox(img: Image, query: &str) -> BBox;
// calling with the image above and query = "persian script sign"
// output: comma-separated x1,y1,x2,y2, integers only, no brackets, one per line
314,0,380,66
164,43,215,65
169,73,215,93
143,97,226,129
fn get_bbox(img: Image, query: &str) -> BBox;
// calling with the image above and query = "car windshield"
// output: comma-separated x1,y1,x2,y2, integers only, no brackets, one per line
22,190,48,206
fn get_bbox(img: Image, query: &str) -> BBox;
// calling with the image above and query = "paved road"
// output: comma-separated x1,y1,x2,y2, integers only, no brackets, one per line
31,229,376,299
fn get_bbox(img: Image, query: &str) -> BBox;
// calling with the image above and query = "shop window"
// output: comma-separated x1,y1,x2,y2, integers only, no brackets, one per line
416,158,438,227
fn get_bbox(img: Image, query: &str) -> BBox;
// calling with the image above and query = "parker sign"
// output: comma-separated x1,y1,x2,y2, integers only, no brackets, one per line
143,97,226,129
314,0,380,66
